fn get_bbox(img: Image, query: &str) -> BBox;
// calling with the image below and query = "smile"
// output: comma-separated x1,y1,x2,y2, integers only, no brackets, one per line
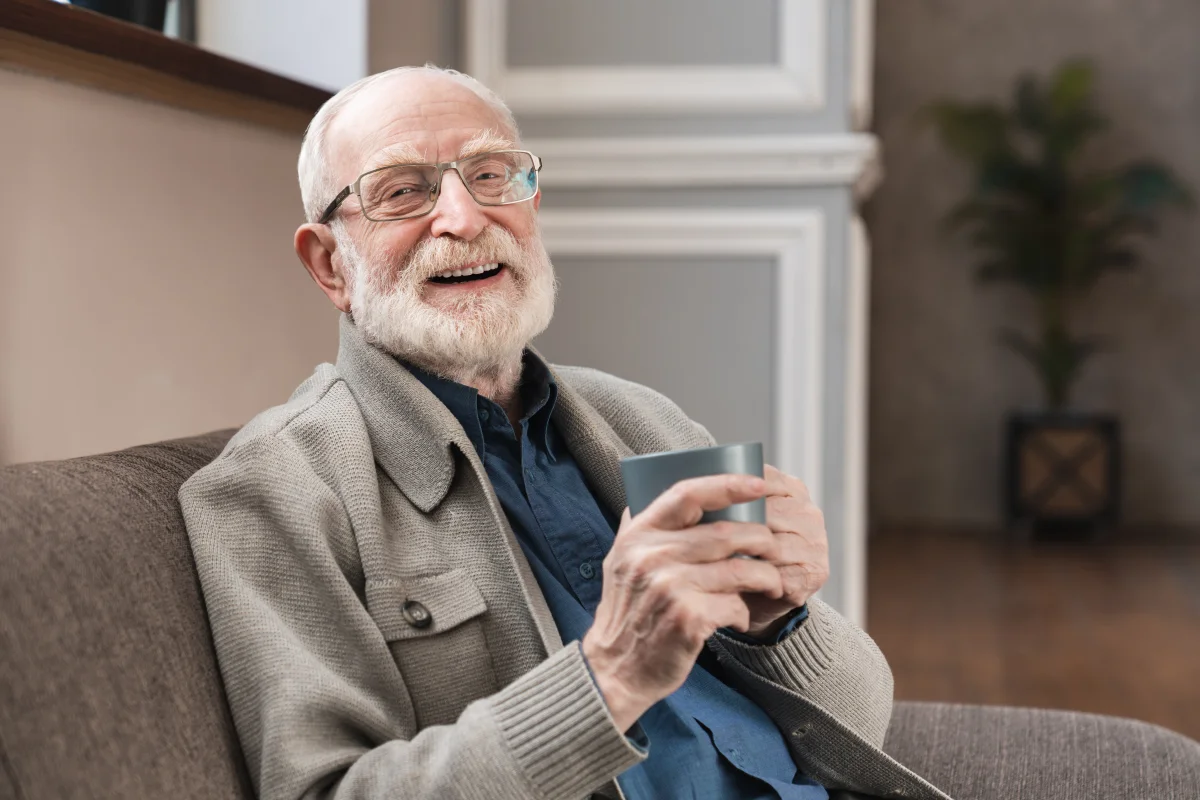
428,263,504,284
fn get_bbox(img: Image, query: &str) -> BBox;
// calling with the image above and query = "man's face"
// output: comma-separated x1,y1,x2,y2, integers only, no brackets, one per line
320,74,556,376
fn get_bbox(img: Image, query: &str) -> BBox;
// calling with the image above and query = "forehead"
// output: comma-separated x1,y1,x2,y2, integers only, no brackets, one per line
328,74,512,179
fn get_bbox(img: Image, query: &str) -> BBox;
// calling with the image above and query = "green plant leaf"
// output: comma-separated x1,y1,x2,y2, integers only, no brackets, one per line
976,155,1047,198
1014,75,1047,133
1115,161,1195,216
1047,107,1109,159
921,102,1012,163
1000,327,1102,409
1049,59,1094,116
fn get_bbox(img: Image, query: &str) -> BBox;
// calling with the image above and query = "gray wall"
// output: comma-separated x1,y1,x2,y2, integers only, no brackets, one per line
867,0,1200,526
507,0,778,68
534,256,777,462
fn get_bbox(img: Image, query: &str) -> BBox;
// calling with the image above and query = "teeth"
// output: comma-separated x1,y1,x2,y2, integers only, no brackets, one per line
431,264,501,281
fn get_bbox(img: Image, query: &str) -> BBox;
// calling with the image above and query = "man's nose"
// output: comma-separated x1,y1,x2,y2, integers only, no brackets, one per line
428,169,488,241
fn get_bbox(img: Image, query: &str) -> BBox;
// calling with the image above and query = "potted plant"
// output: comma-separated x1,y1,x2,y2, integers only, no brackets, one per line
925,59,1192,537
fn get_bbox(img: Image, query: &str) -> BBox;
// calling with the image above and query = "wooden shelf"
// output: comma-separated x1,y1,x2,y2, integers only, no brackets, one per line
0,0,334,133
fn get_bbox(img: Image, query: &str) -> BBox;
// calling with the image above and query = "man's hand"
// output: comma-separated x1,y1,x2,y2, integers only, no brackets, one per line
741,464,830,640
581,474,783,733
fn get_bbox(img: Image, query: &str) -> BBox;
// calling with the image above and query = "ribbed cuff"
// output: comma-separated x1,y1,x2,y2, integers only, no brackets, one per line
720,604,810,646
492,641,647,800
710,597,838,692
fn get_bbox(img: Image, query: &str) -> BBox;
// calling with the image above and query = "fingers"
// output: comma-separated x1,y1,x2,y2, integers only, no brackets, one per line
765,496,827,554
679,558,784,599
643,558,781,601
765,495,823,534
776,561,830,604
763,464,811,502
618,507,632,531
640,473,767,531
697,593,752,634
654,592,753,648
658,521,781,563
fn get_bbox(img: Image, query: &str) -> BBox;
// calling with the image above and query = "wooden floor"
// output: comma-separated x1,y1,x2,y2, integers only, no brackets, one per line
866,527,1200,740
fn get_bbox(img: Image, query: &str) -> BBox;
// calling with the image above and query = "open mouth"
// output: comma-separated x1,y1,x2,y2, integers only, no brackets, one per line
428,263,505,285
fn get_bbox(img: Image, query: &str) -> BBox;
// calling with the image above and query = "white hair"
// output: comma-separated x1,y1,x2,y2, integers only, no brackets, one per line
297,65,520,224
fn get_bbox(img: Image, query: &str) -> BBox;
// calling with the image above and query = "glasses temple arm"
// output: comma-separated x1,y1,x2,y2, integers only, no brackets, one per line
317,186,352,225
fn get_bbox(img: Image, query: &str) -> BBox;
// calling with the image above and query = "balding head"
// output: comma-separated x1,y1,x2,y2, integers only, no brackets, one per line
291,66,553,390
297,66,519,224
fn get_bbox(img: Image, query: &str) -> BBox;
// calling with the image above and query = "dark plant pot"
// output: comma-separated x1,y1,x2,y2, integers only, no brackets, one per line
1004,412,1121,540
70,0,168,32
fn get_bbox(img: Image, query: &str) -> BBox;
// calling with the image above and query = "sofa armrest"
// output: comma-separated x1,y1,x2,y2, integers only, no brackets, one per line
883,701,1200,800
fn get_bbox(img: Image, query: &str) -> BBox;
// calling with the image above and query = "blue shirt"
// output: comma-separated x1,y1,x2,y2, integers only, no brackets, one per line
409,354,827,800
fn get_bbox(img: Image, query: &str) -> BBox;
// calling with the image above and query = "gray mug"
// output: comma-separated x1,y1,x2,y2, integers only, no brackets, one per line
620,442,766,524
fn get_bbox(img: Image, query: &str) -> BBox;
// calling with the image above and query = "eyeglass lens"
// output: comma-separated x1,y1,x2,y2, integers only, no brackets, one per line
359,151,538,221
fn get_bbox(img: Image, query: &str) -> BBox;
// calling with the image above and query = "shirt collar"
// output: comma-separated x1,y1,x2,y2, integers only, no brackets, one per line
335,313,632,518
404,350,560,458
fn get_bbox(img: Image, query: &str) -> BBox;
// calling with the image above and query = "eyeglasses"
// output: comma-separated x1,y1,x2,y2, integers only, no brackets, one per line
318,149,543,224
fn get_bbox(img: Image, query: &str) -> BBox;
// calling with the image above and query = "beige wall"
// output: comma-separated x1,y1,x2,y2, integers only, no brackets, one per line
0,68,338,465
867,0,1200,526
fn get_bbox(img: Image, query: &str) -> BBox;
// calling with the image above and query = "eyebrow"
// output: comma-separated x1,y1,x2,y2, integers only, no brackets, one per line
457,130,519,160
364,142,429,171
361,130,519,174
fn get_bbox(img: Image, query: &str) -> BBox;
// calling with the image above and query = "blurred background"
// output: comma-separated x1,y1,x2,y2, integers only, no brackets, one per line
2,0,1196,738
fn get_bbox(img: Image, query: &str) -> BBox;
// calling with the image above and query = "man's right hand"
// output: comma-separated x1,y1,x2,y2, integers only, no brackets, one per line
581,474,784,732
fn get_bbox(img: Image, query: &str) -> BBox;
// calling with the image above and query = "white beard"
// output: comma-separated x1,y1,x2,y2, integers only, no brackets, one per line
334,221,557,385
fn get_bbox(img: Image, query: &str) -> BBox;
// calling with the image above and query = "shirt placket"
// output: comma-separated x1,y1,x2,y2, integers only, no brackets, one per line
520,424,608,610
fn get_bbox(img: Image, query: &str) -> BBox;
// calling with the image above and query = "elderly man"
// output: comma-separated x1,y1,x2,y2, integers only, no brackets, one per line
181,65,934,800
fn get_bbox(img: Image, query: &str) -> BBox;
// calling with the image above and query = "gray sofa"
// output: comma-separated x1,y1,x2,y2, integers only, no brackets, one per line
1,431,1197,800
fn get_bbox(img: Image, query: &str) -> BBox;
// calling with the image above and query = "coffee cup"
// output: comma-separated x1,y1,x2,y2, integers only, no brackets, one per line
620,441,766,525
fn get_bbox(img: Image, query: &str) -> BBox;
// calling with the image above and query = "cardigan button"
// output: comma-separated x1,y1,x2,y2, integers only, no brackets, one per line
401,600,433,629
791,723,811,738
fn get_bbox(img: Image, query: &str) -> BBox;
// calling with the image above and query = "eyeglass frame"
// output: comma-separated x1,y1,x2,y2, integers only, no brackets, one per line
317,149,544,225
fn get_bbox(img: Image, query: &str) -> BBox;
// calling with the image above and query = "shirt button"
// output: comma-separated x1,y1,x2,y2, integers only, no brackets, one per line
578,561,596,580
479,408,490,421
401,600,432,629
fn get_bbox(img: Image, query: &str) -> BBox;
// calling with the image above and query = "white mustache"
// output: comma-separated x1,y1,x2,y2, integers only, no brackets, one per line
398,226,529,285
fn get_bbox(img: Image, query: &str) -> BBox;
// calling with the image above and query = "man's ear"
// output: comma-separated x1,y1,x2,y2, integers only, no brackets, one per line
295,222,352,313
532,188,542,212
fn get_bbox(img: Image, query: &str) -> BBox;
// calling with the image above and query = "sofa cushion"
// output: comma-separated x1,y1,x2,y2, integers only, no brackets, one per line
885,701,1200,799
0,430,253,800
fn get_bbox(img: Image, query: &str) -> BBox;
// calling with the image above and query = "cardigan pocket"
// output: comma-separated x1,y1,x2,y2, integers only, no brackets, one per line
366,568,499,727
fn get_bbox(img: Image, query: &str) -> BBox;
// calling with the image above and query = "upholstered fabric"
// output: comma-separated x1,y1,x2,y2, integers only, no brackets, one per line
0,431,252,800
884,702,1200,800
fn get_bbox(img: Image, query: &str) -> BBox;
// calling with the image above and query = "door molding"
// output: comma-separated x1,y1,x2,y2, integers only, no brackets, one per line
466,0,828,114
538,208,827,514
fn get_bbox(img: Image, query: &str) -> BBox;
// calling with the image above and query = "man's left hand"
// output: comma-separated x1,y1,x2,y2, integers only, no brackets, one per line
741,464,830,640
